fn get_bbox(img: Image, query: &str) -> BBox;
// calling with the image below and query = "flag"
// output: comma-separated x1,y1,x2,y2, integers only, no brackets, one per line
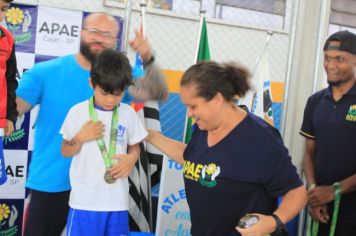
128,51,151,232
128,23,165,232
184,17,210,143
251,48,275,126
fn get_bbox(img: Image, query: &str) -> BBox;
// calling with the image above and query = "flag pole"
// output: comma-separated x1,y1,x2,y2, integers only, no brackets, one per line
182,10,206,143
238,31,274,107
122,0,133,54
140,2,147,37
139,1,153,232
193,10,206,63
254,31,273,73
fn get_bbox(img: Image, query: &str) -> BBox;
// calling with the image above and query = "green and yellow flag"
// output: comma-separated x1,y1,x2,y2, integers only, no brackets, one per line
184,17,210,143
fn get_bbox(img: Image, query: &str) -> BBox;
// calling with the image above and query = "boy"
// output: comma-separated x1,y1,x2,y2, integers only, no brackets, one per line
60,49,148,235
0,0,17,185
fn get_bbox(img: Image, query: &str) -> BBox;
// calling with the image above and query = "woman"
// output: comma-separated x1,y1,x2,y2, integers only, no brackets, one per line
147,61,307,236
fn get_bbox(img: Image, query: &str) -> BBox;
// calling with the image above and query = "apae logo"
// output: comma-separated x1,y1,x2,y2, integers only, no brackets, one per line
0,203,18,236
38,21,79,44
4,115,25,145
5,7,32,44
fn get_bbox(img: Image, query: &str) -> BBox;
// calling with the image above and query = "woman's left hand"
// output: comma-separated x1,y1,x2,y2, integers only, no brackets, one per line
235,213,276,236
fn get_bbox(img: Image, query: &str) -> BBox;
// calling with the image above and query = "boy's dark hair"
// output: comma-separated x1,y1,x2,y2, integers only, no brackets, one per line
90,49,133,94
4,0,14,3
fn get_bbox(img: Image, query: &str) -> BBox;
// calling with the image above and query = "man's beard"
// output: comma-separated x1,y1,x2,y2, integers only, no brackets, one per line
327,75,353,87
80,41,100,64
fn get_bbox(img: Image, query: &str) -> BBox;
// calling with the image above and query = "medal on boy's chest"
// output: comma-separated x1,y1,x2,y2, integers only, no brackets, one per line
104,170,116,184
88,97,119,184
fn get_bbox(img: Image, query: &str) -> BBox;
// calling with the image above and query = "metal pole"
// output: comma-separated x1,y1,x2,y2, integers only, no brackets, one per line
140,2,147,37
238,31,273,107
281,0,300,138
193,10,206,63
122,0,133,54
139,2,153,232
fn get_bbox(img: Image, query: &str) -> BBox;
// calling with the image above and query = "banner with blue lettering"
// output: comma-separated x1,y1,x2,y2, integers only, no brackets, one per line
0,4,123,235
156,158,191,235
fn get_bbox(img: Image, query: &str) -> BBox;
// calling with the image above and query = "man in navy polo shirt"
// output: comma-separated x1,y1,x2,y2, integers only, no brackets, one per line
300,30,356,236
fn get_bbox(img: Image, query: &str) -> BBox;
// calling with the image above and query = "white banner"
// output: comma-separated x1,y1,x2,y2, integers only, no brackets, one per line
156,157,191,236
0,150,28,199
35,6,82,56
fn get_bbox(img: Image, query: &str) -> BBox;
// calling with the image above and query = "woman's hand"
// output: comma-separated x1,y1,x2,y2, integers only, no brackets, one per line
236,213,276,236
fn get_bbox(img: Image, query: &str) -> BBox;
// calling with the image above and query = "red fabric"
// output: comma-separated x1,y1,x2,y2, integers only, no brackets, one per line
0,26,14,128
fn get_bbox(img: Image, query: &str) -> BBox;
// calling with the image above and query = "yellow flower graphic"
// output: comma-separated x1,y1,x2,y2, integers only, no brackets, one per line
5,7,24,25
206,163,217,175
0,203,10,222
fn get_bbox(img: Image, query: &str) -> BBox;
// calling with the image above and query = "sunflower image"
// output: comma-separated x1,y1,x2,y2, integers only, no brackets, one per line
350,105,356,114
5,7,24,25
0,203,10,221
206,163,217,176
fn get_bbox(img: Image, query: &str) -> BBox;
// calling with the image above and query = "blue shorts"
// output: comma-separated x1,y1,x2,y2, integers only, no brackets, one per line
66,208,129,236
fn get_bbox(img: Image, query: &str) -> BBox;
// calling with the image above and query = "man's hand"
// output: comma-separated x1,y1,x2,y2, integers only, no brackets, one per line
129,29,152,62
75,120,104,143
308,185,335,207
309,205,329,223
4,120,14,137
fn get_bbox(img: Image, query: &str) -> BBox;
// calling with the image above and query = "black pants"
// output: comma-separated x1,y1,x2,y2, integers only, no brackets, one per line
24,189,70,236
318,221,356,236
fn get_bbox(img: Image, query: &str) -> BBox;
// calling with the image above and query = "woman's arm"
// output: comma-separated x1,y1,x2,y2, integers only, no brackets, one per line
274,185,307,223
146,129,186,165
237,185,307,236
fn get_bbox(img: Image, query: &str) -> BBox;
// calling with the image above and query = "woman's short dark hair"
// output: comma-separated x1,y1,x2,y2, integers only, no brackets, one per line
180,61,251,102
90,49,133,94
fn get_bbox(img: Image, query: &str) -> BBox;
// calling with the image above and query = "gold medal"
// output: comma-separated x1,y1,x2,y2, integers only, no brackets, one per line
104,170,116,184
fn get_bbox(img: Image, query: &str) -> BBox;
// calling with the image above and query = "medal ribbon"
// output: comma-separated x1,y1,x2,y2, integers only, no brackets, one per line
307,182,341,236
88,97,118,169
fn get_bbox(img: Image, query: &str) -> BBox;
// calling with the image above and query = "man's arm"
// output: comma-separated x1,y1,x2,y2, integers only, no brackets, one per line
303,138,317,188
16,97,33,117
302,138,330,223
308,174,356,207
128,63,168,101
128,30,168,101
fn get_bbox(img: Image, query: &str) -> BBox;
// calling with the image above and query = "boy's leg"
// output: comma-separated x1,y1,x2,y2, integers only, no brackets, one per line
106,211,129,236
66,209,129,236
0,136,8,185
66,209,103,236
24,190,70,236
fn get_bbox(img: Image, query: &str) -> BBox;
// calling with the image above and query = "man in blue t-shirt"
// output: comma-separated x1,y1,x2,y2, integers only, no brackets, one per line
300,30,356,236
16,12,167,236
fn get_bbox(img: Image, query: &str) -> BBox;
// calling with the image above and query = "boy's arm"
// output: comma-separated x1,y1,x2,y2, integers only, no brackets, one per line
5,44,18,134
61,120,104,157
110,143,140,178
